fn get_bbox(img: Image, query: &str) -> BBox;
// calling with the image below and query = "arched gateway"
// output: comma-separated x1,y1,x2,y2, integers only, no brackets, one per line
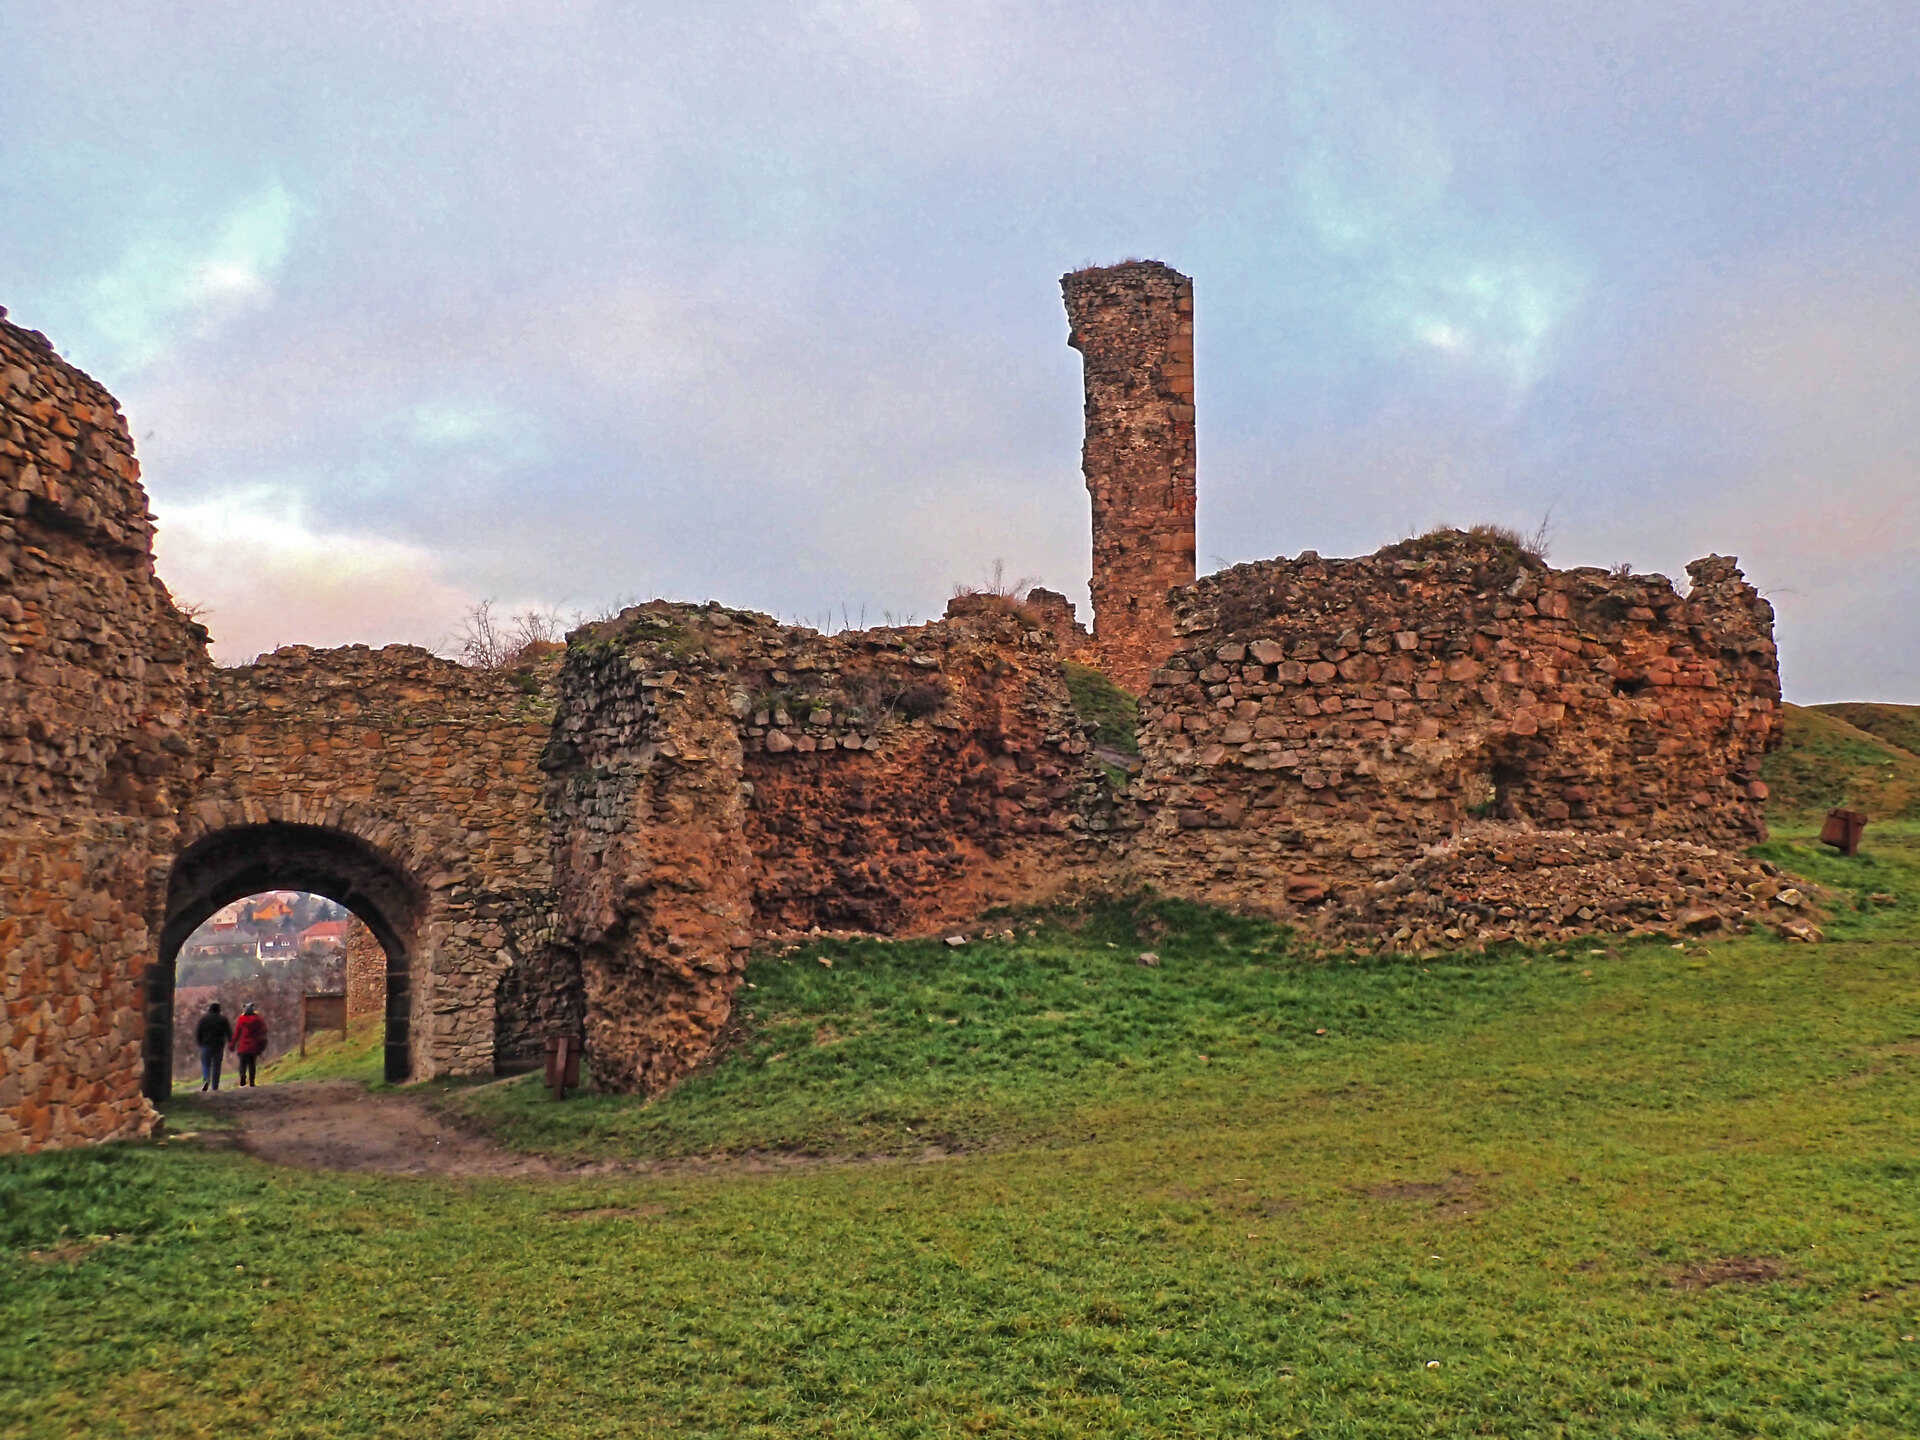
147,823,423,1094
168,645,584,1088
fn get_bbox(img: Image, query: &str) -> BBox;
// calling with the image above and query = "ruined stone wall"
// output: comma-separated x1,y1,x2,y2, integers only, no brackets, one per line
546,602,1114,1093
0,311,210,1153
544,607,757,1095
342,918,384,1024
732,610,1107,933
1062,261,1196,693
1014,588,1101,669
183,645,571,1078
1130,532,1783,942
3,266,1809,1146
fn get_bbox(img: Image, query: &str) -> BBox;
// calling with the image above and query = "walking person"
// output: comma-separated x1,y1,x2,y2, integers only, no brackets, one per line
195,1002,233,1091
232,1002,268,1087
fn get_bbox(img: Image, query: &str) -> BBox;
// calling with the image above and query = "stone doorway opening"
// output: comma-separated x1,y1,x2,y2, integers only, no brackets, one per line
167,888,354,1085
147,823,425,1100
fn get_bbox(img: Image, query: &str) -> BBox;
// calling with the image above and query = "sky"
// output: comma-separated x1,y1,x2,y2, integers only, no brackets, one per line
3,1,1915,701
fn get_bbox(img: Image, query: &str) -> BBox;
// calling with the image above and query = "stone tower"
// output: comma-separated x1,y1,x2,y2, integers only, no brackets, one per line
0,307,210,1152
1061,260,1197,693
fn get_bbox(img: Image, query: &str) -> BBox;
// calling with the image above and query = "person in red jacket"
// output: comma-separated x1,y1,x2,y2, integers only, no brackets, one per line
232,1003,268,1087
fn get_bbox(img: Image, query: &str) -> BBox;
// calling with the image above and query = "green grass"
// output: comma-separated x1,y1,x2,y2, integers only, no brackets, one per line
1063,661,1140,755
1815,702,1920,765
258,1018,386,1086
1751,820,1920,942
6,828,1920,1436
1765,703,1920,823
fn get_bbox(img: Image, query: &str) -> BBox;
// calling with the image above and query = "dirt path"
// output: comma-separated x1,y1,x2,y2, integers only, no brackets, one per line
179,1081,954,1180
185,1081,588,1179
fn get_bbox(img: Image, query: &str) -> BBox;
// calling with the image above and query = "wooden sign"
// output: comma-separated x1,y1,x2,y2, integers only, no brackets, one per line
300,992,349,1056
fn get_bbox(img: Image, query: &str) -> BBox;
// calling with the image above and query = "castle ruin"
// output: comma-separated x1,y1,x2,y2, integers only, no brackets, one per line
1063,262,1198,691
0,265,1786,1153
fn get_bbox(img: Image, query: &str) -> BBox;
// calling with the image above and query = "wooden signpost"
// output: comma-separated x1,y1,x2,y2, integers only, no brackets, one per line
545,1033,582,1100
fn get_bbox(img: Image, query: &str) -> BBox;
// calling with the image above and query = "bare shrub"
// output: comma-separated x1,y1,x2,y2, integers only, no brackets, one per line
455,599,568,670
1397,515,1553,567
952,558,1036,603
1464,517,1552,563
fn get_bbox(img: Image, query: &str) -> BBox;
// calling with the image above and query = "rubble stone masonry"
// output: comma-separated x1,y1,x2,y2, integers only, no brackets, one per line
0,311,210,1153
544,602,1113,1093
180,644,573,1081
0,272,1793,1152
1130,532,1784,944
1062,262,1197,693
342,918,385,1024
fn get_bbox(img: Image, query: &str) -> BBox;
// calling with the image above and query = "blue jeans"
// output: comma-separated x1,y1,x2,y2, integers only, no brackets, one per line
199,1046,224,1089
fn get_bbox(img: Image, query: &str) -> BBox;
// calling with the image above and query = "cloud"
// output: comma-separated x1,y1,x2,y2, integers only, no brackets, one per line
9,0,1915,707
151,487,500,665
72,180,298,374
1272,8,1586,392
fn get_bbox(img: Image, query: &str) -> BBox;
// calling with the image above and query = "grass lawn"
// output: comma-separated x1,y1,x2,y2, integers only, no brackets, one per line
4,826,1918,1437
258,1019,387,1086
1764,705,1920,823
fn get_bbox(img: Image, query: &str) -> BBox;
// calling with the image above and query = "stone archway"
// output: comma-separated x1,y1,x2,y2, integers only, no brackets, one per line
146,822,427,1098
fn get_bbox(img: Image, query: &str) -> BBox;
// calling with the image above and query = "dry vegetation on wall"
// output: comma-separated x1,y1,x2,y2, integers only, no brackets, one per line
1408,519,1555,565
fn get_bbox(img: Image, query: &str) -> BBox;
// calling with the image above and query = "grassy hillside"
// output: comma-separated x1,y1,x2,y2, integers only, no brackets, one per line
257,1018,385,1086
1815,701,1920,760
1062,661,1139,755
7,842,1918,1437
1764,702,1920,823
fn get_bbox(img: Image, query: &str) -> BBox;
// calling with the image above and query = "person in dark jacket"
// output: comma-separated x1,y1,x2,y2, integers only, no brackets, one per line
195,1003,233,1091
232,1003,268,1087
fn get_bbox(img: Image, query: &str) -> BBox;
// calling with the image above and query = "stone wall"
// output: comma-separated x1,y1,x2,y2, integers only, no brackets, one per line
1,269,1800,1150
1129,531,1784,943
342,918,384,1023
0,311,210,1153
543,606,758,1096
1062,261,1197,693
1014,588,1101,669
545,602,1113,1093
177,643,572,1080
733,609,1107,933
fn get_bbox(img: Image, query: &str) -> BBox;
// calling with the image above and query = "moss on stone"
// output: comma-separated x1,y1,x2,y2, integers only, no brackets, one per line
1063,662,1139,756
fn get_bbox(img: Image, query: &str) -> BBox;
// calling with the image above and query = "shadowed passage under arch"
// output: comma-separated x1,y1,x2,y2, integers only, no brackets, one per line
147,823,425,1098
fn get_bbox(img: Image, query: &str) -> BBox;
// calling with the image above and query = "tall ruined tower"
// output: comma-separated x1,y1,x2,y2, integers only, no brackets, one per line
1062,261,1197,693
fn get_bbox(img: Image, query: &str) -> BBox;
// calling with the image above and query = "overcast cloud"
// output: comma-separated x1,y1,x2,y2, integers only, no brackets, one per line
3,1,1914,699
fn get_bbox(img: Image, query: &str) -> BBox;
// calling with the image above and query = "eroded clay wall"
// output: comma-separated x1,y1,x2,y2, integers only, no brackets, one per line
545,602,1113,1093
188,645,573,1077
0,311,210,1152
1131,532,1783,938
